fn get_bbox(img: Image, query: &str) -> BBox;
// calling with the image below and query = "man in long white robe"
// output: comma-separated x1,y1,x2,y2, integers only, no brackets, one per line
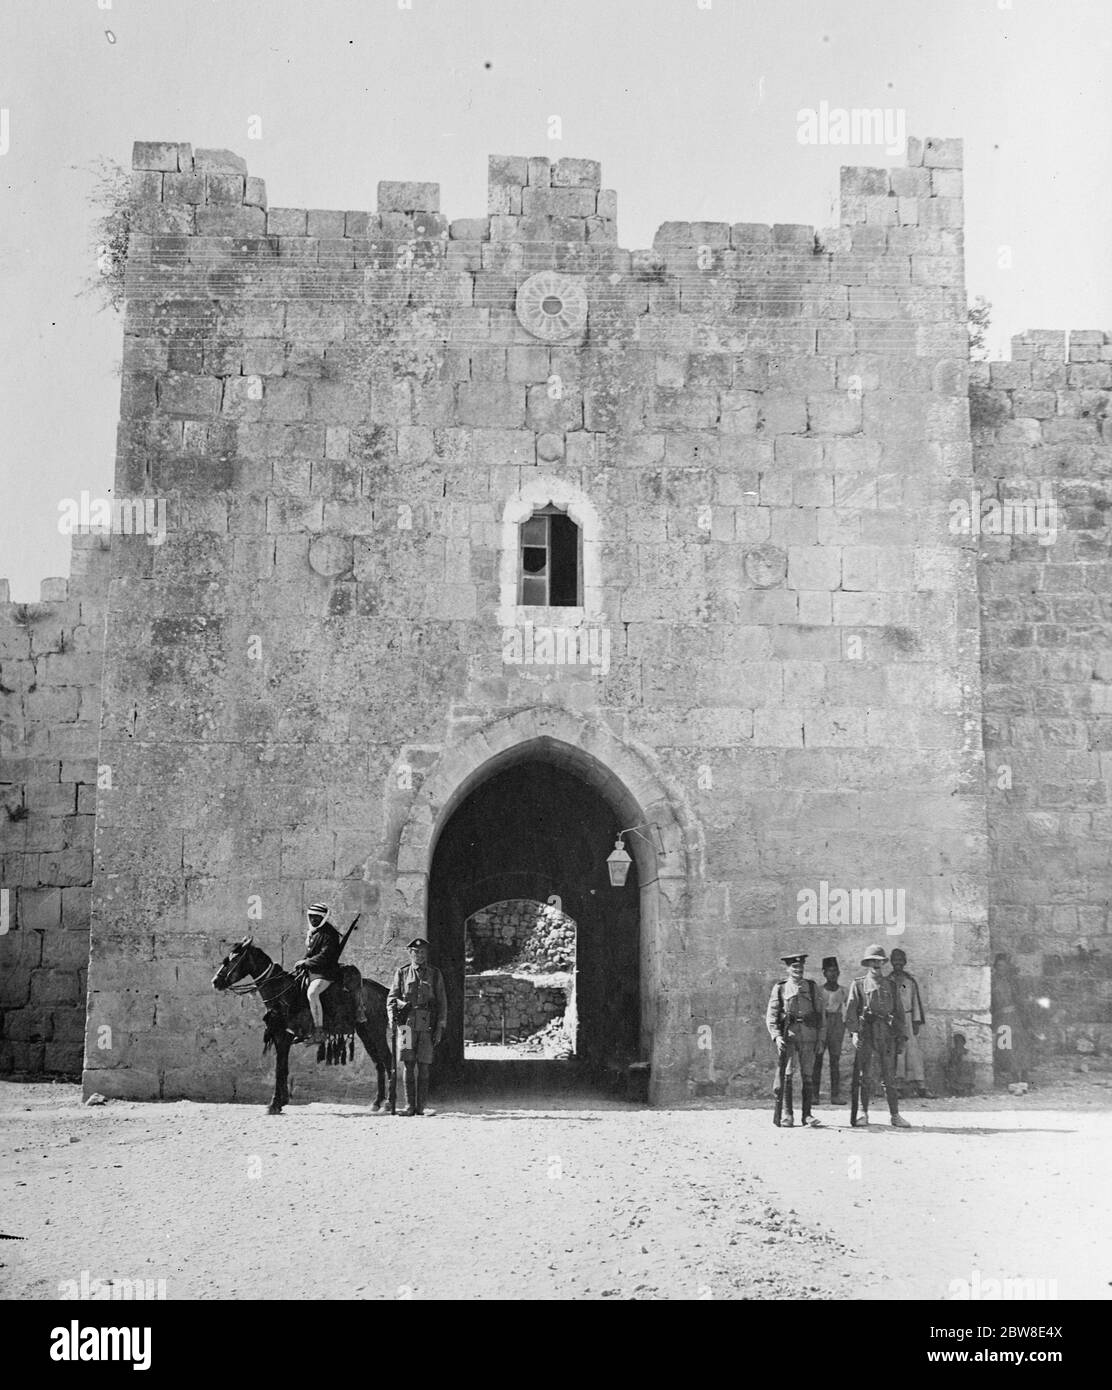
890,948,927,1097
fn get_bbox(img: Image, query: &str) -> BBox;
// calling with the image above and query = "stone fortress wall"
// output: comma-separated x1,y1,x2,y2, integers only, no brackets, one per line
0,134,1105,1098
971,331,1112,1057
0,535,111,1074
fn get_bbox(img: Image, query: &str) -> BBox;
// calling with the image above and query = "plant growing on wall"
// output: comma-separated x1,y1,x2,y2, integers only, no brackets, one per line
77,156,135,314
968,294,992,361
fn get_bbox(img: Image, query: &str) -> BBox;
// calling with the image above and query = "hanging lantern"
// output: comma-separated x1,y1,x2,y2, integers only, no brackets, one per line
606,836,632,888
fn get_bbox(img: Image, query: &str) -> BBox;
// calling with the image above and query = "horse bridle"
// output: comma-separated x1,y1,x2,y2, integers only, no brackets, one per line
220,943,305,1016
224,946,282,996
225,961,277,995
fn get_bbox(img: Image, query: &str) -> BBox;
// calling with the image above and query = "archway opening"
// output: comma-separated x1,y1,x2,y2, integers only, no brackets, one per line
428,752,641,1093
463,898,578,1061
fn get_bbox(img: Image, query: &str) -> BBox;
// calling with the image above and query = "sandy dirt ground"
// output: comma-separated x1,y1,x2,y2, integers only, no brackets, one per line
2,1076,1110,1301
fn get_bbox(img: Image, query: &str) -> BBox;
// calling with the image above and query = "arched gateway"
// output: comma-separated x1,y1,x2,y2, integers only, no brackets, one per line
389,710,698,1102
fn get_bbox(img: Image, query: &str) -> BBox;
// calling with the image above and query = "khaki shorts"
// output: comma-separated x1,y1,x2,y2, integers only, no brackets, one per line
396,1025,434,1065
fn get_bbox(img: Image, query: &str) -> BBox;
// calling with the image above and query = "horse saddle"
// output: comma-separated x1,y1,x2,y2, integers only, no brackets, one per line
319,965,365,1035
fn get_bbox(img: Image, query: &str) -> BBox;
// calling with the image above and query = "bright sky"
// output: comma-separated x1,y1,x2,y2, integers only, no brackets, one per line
1,0,1109,599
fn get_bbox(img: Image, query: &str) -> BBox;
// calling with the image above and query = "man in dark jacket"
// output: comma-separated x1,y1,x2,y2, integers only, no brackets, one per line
294,902,342,1044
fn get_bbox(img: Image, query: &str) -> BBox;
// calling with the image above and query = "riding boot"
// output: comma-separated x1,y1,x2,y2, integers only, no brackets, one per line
415,1063,429,1116
884,1075,902,1121
400,1062,417,1116
781,1077,794,1126
811,1050,823,1099
801,1076,815,1122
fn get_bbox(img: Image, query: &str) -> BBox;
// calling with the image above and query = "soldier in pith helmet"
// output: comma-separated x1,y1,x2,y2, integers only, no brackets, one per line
844,945,911,1128
387,937,448,1117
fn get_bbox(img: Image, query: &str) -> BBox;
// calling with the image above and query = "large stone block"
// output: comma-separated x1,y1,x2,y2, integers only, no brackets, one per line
922,137,963,168
195,205,266,235
205,172,246,205
521,187,596,219
306,209,346,238
29,968,80,1006
133,141,191,172
82,1067,163,1100
841,167,890,197
457,381,526,428
552,157,601,188
787,546,841,590
194,147,248,174
17,888,63,931
488,154,528,187
377,181,440,213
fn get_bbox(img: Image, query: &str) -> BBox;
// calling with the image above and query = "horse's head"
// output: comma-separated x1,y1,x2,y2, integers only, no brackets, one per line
212,937,259,991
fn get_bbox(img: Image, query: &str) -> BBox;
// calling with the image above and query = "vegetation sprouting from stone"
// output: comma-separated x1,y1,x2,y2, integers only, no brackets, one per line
968,295,992,361
77,157,134,314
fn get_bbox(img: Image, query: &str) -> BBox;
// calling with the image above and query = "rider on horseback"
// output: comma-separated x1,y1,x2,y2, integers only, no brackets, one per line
294,903,342,1044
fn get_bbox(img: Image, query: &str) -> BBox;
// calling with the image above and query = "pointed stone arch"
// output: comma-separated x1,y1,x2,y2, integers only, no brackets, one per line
391,707,700,1099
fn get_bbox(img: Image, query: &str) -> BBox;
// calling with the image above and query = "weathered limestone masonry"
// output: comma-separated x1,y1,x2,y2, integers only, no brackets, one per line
466,898,575,972
972,331,1112,1054
0,535,111,1074
465,974,569,1046
58,135,992,1104
464,899,574,1045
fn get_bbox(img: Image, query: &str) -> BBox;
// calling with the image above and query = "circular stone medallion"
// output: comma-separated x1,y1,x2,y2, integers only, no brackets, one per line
308,533,353,578
515,271,588,341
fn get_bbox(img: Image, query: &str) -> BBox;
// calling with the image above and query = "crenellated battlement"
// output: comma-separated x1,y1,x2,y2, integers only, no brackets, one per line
127,136,963,267
0,534,111,623
970,329,1112,447
974,327,1112,372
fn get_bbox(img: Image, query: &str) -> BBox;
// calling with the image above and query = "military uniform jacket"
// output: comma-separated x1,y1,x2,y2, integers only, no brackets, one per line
766,977,825,1042
843,974,907,1041
387,963,448,1035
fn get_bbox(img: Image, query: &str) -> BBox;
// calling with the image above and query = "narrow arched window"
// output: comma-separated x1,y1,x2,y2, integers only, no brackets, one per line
519,504,581,606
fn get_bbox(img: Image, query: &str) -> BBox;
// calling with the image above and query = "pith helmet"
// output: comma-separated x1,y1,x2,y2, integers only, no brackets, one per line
861,944,888,964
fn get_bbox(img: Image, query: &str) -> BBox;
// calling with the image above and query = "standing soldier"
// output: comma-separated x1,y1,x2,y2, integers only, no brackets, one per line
387,937,448,1117
844,944,912,1128
890,947,929,1098
765,952,825,1128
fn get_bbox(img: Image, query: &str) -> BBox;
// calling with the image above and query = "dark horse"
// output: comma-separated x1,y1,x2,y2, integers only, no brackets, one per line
212,938,395,1115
